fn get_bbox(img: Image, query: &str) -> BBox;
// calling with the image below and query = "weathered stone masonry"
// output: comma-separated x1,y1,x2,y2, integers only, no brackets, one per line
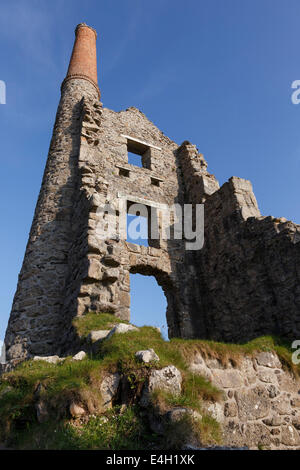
4,23,300,362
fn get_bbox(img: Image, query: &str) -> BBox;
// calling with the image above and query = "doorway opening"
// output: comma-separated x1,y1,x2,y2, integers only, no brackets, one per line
129,273,169,340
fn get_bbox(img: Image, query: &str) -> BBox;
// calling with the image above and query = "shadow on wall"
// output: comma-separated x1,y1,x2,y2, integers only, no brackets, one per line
129,273,168,340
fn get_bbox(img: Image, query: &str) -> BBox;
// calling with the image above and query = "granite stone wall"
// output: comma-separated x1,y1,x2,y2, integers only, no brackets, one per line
189,350,300,449
5,79,99,361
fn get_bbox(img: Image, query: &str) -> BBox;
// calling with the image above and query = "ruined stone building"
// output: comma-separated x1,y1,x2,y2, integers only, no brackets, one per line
5,24,300,362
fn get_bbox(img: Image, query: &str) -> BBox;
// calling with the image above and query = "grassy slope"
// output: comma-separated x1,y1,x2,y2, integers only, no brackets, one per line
0,313,297,450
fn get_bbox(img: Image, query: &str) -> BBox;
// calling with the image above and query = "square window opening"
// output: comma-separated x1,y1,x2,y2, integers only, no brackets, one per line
127,139,151,169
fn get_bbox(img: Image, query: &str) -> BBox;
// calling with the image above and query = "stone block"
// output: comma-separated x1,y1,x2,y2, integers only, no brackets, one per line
211,369,243,389
87,258,102,280
255,352,282,369
224,401,238,417
291,397,300,408
100,373,120,409
235,387,270,421
281,424,300,446
140,366,182,407
118,291,131,308
103,268,119,282
258,368,278,384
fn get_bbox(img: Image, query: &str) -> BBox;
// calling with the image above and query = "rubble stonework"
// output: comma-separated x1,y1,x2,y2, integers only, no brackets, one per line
4,23,300,362
189,350,300,449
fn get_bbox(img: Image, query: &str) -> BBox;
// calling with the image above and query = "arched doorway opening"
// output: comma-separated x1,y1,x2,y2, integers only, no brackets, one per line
129,265,178,340
130,273,168,339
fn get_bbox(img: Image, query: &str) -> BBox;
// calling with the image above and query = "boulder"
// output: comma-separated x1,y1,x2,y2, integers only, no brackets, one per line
107,323,138,339
33,355,64,364
135,348,159,363
87,330,111,343
72,351,87,361
70,402,86,418
100,373,121,409
35,401,49,423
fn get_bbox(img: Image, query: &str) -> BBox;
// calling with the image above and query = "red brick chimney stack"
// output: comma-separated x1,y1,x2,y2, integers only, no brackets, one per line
62,23,100,98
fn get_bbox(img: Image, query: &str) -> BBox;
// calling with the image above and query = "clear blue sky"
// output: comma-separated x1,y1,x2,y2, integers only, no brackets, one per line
1,0,300,341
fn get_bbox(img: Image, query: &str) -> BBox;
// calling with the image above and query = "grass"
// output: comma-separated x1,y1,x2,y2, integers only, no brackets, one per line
0,312,298,449
173,335,299,374
72,312,127,339
161,413,197,450
74,313,299,373
14,406,154,450
151,373,222,414
99,325,186,372
199,415,223,446
0,357,106,444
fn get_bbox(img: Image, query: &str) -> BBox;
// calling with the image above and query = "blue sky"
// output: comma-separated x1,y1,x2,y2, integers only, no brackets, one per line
1,0,300,340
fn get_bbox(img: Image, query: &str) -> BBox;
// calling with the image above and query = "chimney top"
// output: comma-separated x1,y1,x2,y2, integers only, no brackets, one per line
62,23,100,98
75,23,97,38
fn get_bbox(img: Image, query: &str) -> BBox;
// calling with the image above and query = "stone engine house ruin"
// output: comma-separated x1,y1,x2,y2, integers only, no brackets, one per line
5,24,300,362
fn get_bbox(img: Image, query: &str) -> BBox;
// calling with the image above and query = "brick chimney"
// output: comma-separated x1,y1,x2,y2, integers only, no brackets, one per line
62,23,100,98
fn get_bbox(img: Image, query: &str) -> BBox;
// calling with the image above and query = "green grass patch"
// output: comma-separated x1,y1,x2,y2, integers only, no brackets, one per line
14,406,155,450
149,389,222,448
72,312,127,339
172,335,299,374
199,414,223,446
182,373,223,404
150,373,222,413
0,357,107,443
98,325,186,372
2,357,99,399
